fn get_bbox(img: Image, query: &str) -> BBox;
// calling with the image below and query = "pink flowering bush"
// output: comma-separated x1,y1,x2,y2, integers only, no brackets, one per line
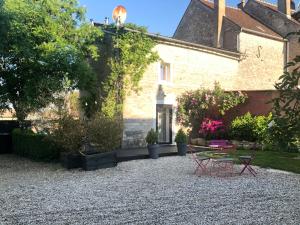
199,118,225,139
176,83,247,138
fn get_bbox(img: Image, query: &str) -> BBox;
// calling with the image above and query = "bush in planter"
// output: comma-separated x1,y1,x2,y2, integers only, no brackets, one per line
82,114,123,170
51,115,86,153
145,129,159,159
86,114,123,153
175,129,188,156
12,128,59,161
50,115,86,169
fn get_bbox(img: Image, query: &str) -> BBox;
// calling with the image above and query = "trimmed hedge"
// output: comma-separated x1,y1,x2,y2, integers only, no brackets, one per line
12,129,60,161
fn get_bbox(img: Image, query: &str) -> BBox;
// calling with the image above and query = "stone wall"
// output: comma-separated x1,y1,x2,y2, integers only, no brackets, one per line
288,35,300,63
236,31,285,90
174,0,216,47
173,0,240,51
244,0,300,63
222,18,240,51
122,43,240,148
122,32,285,148
244,0,300,37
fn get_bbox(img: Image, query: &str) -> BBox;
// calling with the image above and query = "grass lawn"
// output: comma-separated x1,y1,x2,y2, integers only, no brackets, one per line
229,150,300,174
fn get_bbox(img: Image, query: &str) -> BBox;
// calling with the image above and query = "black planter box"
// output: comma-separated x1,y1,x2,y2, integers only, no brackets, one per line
82,151,117,171
60,153,82,169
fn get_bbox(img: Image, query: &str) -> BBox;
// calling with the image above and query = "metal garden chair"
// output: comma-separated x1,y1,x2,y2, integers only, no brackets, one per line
210,157,234,177
239,149,257,176
188,145,210,176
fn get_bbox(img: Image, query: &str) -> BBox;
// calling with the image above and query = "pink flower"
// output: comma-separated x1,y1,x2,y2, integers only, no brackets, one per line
191,98,198,105
199,118,225,137
205,94,209,101
212,96,216,105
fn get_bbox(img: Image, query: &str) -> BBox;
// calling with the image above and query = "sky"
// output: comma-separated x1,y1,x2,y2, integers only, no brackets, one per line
79,0,300,37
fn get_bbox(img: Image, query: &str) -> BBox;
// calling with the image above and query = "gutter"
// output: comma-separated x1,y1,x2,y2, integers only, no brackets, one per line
98,24,241,61
152,36,241,61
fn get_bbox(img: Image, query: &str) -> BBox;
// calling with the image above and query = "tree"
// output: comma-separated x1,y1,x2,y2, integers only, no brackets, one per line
0,0,102,123
271,34,300,151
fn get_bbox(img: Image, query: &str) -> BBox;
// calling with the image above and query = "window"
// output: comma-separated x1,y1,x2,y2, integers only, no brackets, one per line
159,62,171,82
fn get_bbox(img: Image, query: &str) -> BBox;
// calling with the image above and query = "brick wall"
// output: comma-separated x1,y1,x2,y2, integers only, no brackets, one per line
223,90,279,127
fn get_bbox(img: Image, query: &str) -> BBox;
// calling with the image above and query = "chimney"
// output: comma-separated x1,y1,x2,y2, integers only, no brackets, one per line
214,0,225,48
238,0,246,9
278,0,291,17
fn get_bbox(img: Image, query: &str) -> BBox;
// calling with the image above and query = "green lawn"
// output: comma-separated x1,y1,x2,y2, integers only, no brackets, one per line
229,150,300,174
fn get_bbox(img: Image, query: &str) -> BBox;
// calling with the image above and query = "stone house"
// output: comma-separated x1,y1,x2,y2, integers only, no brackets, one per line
122,0,300,148
1,0,299,149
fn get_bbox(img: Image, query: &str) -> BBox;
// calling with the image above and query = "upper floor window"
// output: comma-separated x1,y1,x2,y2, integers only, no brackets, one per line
159,62,171,83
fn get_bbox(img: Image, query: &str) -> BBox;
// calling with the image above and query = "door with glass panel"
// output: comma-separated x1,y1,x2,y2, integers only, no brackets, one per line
156,104,172,144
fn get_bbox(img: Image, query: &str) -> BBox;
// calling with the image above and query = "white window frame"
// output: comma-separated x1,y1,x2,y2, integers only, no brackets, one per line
158,61,173,85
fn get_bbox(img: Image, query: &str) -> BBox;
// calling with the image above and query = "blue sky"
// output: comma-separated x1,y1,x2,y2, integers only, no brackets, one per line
79,0,299,37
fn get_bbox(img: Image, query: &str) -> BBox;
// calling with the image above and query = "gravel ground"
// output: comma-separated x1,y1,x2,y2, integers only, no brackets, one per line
0,154,299,225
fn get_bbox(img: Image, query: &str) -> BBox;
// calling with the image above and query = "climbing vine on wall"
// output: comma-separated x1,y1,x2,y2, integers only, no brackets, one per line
85,23,159,118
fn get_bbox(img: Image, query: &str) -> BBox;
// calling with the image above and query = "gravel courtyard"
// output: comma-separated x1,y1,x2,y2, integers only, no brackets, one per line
0,154,299,225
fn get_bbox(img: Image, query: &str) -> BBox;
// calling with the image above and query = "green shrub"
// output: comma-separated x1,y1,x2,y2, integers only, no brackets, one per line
50,115,86,154
145,129,158,145
230,112,272,143
87,114,123,153
230,112,256,142
175,129,188,144
254,113,272,144
12,128,59,161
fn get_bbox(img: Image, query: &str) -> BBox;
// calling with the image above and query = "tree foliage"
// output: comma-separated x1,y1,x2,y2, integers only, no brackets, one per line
0,0,102,122
271,35,300,151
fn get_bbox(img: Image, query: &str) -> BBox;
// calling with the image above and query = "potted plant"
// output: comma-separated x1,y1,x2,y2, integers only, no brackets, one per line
51,115,86,169
81,114,122,171
175,129,188,156
145,129,159,159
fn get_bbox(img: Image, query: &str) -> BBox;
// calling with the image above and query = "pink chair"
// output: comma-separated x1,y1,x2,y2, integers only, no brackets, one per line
188,145,210,176
239,149,257,176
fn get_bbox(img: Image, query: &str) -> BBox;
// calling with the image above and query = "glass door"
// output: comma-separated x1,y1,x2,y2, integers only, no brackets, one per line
156,104,172,144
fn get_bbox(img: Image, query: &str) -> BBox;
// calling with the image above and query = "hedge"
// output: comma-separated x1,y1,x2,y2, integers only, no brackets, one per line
12,128,60,162
229,112,272,143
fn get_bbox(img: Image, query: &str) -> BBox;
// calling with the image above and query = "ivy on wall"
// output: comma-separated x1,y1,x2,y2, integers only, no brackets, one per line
83,23,159,118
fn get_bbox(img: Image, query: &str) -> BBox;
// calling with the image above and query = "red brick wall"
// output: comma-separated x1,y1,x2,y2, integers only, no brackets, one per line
223,90,279,127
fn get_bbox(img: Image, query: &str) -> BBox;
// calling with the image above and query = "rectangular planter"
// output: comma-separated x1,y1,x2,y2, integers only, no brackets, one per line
60,153,82,169
82,151,117,171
